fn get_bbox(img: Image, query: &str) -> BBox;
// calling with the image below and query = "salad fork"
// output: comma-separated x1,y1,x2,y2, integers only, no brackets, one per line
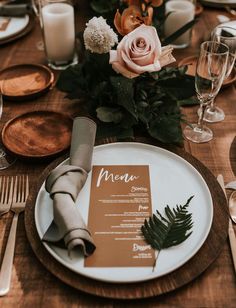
0,175,29,296
0,176,13,217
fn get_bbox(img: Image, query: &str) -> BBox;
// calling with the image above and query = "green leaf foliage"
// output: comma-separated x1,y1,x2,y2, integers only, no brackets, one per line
141,196,194,251
90,0,119,14
57,50,196,144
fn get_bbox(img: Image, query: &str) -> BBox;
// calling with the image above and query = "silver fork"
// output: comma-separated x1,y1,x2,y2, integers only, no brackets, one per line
0,176,13,216
0,175,29,296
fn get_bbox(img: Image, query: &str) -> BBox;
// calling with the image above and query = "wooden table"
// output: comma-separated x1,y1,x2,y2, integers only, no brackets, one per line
0,3,236,307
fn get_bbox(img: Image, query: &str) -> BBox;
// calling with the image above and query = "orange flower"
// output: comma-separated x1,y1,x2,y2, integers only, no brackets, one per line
144,0,163,7
124,0,163,8
114,5,153,36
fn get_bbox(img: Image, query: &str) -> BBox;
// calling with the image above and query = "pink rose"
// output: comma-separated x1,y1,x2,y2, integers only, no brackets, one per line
109,24,176,79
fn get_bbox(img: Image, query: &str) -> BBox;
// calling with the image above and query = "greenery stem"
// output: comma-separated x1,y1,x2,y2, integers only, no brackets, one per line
152,250,160,272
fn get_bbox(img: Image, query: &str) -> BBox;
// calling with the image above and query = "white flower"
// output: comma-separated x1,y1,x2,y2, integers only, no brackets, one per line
83,16,118,54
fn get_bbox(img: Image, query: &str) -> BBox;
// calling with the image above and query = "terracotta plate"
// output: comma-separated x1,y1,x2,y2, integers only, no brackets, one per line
0,64,54,100
178,56,236,87
2,111,73,159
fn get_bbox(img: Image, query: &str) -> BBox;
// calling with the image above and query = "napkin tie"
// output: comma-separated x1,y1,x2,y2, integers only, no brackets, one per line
43,117,96,257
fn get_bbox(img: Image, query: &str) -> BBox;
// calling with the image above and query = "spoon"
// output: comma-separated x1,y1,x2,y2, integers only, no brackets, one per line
229,191,236,223
224,5,236,16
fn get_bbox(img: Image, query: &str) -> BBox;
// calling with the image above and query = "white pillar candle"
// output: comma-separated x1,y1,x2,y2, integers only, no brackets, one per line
164,0,195,48
41,3,75,63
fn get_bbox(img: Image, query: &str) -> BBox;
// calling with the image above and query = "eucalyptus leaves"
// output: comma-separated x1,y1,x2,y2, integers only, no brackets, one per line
141,196,194,270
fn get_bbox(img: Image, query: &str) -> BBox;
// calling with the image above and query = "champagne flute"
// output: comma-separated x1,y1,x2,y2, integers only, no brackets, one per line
183,41,229,143
0,94,16,169
203,26,236,122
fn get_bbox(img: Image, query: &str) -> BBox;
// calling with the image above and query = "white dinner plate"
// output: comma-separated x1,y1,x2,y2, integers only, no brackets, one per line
35,142,213,283
200,0,236,8
0,15,29,40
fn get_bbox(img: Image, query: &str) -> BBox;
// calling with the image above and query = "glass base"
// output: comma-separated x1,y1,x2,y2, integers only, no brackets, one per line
47,53,78,70
170,42,190,49
0,148,16,170
183,124,213,143
203,106,225,123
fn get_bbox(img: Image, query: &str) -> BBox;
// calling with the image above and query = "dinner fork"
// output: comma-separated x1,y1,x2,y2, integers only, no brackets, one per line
0,176,13,216
0,175,29,296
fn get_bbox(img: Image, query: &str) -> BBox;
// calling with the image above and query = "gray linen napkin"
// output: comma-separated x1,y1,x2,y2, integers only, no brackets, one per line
43,117,96,256
0,1,31,17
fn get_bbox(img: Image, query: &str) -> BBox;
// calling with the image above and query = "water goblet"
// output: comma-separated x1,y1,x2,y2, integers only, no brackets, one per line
203,26,236,122
0,94,16,169
183,41,229,143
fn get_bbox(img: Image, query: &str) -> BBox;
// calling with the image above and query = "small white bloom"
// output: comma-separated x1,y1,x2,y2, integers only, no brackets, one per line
83,16,118,54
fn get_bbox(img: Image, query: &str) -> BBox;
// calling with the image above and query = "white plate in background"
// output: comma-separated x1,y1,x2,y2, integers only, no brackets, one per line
0,15,29,40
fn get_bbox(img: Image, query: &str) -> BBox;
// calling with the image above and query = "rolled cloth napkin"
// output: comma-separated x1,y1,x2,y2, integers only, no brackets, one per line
43,117,96,257
0,1,32,17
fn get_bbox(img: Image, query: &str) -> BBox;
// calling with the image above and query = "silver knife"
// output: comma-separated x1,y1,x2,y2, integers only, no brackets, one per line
225,181,236,190
217,174,236,273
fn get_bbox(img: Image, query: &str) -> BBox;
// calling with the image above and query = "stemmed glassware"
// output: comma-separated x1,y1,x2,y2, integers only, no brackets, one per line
203,26,236,122
183,41,229,143
0,94,16,169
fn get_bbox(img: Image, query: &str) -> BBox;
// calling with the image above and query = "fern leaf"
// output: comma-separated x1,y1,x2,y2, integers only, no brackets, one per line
141,196,194,269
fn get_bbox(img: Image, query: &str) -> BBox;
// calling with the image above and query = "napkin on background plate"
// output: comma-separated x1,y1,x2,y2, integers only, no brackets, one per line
43,117,96,257
0,0,32,17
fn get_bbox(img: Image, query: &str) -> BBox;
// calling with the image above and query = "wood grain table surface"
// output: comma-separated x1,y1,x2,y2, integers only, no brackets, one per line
0,2,236,307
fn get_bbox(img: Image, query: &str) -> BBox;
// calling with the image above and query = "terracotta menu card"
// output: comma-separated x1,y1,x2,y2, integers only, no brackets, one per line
85,165,155,267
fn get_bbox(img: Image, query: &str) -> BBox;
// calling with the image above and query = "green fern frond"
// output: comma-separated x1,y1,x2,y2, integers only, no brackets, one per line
141,196,194,269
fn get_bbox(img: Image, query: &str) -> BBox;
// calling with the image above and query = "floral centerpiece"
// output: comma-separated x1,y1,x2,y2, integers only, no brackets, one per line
57,0,196,144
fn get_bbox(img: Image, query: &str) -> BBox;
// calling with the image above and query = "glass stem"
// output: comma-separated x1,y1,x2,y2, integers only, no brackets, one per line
198,104,207,130
209,98,215,111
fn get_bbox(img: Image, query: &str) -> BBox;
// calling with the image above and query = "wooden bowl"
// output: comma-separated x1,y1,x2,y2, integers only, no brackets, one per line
178,56,236,88
2,111,73,160
0,64,54,100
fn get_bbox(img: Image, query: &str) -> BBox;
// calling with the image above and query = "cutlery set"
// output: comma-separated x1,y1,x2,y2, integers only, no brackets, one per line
217,174,236,273
0,175,29,296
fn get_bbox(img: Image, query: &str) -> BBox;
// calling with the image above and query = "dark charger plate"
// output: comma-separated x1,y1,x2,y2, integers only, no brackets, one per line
2,111,73,160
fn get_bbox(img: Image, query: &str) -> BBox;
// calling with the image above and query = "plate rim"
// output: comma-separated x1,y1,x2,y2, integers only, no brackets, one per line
201,0,236,8
1,110,72,159
34,142,214,283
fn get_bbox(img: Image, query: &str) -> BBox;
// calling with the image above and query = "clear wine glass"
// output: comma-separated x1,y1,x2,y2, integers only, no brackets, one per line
203,26,236,122
183,41,229,143
0,94,16,169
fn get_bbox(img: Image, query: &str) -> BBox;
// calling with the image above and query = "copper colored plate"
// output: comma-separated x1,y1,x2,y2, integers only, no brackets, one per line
0,14,35,46
178,56,236,87
0,64,54,100
2,111,72,159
